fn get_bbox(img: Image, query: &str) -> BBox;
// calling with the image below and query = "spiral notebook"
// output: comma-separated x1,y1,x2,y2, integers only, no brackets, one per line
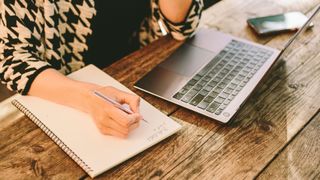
12,65,181,178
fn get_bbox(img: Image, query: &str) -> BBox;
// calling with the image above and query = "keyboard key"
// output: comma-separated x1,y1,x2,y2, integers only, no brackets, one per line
238,74,245,80
207,72,215,78
213,76,222,82
235,86,242,92
208,92,219,99
223,99,231,105
213,87,223,94
220,92,229,99
219,50,228,57
224,77,232,84
179,88,188,94
232,90,238,96
248,72,255,78
221,60,228,65
239,81,246,87
204,96,214,103
194,84,203,91
173,93,183,100
197,65,213,76
216,64,223,69
203,75,212,82
188,79,197,86
198,80,207,86
215,96,225,104
228,94,236,101
219,104,227,110
221,68,229,74
198,101,210,109
208,81,218,87
229,83,237,89
215,109,223,115
233,78,241,84
193,74,202,80
204,85,213,92
190,94,205,106
218,82,227,89
181,89,197,102
243,77,250,83
199,89,209,96
224,88,233,94
206,102,220,113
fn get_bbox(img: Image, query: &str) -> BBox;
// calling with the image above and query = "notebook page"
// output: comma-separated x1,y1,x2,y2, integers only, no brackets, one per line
15,65,181,177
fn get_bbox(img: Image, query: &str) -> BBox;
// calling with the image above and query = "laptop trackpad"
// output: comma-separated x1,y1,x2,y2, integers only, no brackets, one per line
159,44,215,77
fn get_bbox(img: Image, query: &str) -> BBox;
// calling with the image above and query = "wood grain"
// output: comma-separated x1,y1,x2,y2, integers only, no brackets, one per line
0,84,14,102
1,0,319,179
93,0,320,179
0,116,85,179
0,97,85,179
257,112,320,180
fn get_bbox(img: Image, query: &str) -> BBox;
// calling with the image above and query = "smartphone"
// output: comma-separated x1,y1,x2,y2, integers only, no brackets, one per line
247,12,312,35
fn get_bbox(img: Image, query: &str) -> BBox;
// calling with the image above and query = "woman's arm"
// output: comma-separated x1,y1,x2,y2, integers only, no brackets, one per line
29,69,142,138
139,0,204,46
159,0,193,23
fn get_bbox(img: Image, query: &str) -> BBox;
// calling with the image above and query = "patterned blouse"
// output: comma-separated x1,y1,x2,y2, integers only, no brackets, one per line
0,0,203,95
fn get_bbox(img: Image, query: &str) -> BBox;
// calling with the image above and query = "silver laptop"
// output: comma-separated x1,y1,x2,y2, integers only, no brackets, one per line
135,6,319,123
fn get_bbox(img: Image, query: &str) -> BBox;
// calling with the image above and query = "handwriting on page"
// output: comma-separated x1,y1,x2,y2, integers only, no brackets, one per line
147,122,169,142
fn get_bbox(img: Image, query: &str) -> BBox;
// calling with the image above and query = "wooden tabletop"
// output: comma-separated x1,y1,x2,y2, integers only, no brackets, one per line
1,0,320,179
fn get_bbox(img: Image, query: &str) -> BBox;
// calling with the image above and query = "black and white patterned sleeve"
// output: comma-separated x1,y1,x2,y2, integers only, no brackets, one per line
0,0,52,95
139,0,204,46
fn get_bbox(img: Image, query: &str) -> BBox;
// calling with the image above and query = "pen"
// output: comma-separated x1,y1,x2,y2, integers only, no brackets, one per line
93,91,148,124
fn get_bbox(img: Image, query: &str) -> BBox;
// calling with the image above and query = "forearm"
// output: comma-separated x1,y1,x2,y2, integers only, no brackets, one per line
28,69,98,113
159,0,193,23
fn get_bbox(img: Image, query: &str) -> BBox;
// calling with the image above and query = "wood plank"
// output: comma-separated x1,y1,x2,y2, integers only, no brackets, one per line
0,116,85,179
200,0,319,44
0,84,14,102
91,1,320,179
104,35,183,115
0,97,84,179
0,95,23,132
163,5,320,180
257,112,320,180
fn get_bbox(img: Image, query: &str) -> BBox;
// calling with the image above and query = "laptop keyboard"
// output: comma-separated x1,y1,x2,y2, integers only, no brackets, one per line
173,40,273,115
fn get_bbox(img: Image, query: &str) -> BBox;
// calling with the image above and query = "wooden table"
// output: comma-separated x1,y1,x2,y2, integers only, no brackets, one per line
1,0,319,179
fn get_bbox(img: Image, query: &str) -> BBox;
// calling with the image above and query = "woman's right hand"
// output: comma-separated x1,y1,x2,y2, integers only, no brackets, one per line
82,86,143,138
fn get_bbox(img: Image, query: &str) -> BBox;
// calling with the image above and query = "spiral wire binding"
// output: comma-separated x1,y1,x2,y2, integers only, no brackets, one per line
12,100,94,176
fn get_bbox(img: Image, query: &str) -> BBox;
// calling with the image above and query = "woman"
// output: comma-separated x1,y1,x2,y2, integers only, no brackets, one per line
0,0,203,137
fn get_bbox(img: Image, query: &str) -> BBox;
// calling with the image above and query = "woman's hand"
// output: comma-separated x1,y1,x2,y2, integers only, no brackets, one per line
29,68,142,138
84,86,142,138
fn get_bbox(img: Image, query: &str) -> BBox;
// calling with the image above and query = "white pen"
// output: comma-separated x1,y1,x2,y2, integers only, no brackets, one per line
93,91,148,124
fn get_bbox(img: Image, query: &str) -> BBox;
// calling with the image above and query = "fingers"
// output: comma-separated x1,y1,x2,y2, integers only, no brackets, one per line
112,89,141,114
107,106,141,127
94,114,140,138
129,121,140,131
91,86,143,138
93,105,141,138
98,125,128,138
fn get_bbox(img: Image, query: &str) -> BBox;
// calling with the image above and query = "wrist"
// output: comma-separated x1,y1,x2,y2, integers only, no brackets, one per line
69,81,101,113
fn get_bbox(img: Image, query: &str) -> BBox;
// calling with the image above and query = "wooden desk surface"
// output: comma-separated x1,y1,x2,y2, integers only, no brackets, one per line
1,0,319,179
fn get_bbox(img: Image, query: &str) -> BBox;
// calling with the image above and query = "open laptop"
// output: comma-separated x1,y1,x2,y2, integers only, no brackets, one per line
135,6,319,123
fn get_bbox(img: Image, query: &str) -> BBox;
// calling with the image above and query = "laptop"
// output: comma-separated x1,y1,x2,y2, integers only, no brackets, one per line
134,6,319,123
